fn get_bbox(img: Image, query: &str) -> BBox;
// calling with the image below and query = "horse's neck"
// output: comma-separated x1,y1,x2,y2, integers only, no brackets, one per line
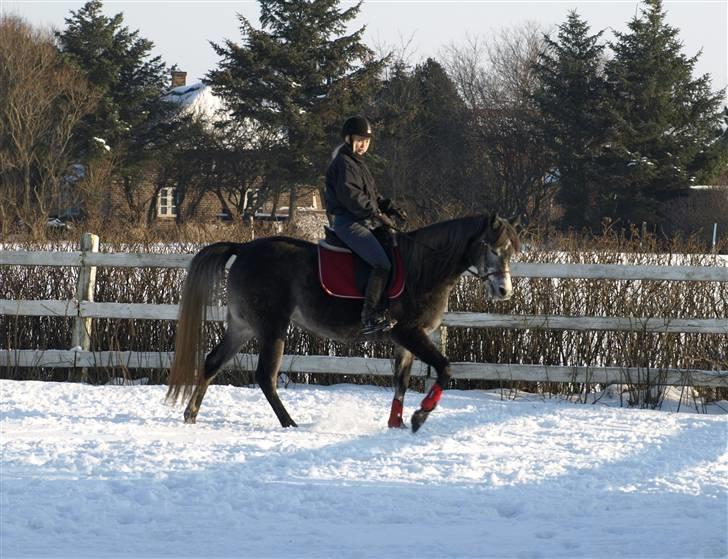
403,217,482,294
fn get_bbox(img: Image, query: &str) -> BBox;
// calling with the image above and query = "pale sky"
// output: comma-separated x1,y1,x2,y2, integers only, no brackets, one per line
2,0,726,100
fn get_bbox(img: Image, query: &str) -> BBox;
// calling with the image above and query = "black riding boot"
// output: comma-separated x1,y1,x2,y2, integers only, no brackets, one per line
361,266,396,334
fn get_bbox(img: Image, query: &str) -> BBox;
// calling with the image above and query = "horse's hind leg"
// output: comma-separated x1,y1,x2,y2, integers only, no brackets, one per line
256,336,297,428
184,323,251,424
388,347,413,428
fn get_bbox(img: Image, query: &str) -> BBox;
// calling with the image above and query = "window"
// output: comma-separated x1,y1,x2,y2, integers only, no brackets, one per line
218,206,232,222
158,187,177,218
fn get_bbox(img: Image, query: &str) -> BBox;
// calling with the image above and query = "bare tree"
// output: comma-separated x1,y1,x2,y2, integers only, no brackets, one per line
0,15,97,237
441,24,557,226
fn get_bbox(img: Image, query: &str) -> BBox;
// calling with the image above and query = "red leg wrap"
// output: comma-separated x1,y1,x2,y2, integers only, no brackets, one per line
388,398,404,428
420,383,443,412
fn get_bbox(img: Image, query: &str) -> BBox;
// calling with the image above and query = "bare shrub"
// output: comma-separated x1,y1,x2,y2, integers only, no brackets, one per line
1,226,725,404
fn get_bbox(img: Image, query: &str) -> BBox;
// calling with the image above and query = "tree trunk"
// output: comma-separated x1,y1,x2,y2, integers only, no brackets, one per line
288,185,298,224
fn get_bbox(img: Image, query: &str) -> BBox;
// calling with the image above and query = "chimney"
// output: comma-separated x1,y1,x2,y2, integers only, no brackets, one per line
171,70,187,88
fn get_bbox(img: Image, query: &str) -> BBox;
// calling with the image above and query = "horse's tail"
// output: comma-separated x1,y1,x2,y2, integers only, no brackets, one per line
166,242,238,405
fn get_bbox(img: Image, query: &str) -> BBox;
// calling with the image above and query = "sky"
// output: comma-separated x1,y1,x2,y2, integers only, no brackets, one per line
1,0,726,98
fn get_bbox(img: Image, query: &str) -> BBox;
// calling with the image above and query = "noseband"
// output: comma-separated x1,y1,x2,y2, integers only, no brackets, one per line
467,240,508,281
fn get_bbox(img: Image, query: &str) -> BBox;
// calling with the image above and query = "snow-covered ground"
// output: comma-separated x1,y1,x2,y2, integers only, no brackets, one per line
1,380,726,558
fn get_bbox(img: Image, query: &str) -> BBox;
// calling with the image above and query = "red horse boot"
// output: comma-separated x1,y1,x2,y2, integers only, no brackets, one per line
411,383,443,433
387,398,406,428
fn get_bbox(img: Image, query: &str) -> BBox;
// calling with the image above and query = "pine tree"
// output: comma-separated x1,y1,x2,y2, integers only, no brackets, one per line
56,0,172,160
373,58,475,220
205,0,386,222
532,10,613,230
605,0,726,225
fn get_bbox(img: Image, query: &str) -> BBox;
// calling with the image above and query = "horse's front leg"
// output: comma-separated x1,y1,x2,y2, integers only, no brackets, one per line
388,347,414,428
390,327,451,433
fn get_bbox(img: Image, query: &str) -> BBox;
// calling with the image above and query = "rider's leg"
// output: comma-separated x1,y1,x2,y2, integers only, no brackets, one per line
332,216,394,333
360,265,392,333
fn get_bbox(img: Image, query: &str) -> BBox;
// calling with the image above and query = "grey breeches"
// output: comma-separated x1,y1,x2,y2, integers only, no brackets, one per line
332,215,391,271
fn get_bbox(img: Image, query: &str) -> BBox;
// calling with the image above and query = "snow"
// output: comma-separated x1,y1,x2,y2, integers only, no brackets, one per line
163,82,225,122
92,137,111,152
1,380,727,558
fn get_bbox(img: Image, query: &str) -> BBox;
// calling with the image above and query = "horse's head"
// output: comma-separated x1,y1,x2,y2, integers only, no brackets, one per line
467,214,521,301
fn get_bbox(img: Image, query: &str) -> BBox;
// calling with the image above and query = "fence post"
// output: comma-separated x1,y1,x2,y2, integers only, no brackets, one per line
69,232,99,382
712,223,718,252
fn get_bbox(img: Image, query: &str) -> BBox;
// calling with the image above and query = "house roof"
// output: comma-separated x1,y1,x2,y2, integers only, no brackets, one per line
163,82,224,122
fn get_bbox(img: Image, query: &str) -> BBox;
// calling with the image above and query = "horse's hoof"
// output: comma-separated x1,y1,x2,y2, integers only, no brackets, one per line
184,415,197,424
411,409,430,433
282,419,298,428
388,418,407,429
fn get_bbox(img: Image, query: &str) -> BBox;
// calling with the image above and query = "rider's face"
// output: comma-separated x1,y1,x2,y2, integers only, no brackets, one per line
350,135,371,156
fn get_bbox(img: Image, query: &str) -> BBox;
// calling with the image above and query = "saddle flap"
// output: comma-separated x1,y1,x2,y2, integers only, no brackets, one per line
318,241,405,299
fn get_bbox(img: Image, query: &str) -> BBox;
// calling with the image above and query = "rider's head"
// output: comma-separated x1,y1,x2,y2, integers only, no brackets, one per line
342,115,372,156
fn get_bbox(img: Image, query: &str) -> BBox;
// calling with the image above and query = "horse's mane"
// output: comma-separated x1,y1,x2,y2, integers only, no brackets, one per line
398,215,490,297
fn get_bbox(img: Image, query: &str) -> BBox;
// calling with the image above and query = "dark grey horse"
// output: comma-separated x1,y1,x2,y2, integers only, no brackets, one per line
167,214,520,432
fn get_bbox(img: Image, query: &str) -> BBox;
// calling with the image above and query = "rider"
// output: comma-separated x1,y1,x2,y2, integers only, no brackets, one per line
324,115,407,334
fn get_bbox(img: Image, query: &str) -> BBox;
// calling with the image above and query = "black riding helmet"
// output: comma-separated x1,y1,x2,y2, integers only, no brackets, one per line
342,115,372,140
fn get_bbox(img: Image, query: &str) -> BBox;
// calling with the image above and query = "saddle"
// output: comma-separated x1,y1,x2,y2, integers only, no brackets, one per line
317,226,405,299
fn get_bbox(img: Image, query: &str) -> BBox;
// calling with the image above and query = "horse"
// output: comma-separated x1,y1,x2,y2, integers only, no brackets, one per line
166,213,520,433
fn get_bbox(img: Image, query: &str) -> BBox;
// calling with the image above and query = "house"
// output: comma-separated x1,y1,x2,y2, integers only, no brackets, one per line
103,71,328,238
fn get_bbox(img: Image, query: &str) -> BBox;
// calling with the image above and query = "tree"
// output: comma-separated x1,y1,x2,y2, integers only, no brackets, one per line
55,0,182,227
0,15,97,237
443,26,554,225
605,0,726,226
532,10,614,230
56,0,172,161
373,58,476,222
205,0,386,223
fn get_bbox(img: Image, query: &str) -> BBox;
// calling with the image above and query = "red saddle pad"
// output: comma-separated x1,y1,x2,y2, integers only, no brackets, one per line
317,241,405,299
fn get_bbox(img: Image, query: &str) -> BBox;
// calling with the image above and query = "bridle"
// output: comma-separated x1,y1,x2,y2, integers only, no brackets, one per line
465,240,508,281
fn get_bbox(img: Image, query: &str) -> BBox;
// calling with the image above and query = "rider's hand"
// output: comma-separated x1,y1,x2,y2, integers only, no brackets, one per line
375,211,397,230
381,199,407,223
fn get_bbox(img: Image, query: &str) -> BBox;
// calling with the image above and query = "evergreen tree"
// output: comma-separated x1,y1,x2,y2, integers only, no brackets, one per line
373,58,475,221
605,0,726,225
56,0,172,161
205,0,386,222
532,10,614,230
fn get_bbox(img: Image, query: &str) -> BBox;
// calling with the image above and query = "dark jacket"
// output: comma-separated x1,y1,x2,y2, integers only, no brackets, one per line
325,143,386,222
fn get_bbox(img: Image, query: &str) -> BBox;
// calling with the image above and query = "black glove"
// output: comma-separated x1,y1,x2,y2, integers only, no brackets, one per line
380,199,407,223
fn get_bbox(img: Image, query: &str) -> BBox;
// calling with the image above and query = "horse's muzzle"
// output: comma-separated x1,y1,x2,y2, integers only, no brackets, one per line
485,272,513,301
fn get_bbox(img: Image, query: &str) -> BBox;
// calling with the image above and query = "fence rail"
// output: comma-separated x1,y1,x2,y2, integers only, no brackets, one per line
2,235,727,388
2,249,728,280
1,350,726,387
2,300,727,334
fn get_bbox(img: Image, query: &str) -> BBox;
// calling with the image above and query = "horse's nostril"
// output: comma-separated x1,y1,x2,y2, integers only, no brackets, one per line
499,286,507,297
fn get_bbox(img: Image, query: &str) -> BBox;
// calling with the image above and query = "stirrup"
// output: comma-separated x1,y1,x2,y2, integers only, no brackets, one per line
361,314,396,335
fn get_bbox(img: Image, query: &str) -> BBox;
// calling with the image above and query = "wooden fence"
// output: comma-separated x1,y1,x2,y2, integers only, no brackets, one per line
1,233,727,388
